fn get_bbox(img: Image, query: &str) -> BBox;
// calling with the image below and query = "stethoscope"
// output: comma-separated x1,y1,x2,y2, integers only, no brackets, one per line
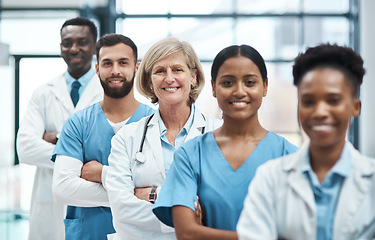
134,114,154,164
134,113,206,164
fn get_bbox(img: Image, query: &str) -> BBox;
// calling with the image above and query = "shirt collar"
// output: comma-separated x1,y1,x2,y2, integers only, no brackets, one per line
301,142,352,178
157,104,195,137
65,67,95,88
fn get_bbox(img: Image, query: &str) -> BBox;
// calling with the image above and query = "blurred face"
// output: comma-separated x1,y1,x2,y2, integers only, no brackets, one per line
95,43,137,98
60,25,95,79
212,56,268,121
298,67,361,149
150,51,196,107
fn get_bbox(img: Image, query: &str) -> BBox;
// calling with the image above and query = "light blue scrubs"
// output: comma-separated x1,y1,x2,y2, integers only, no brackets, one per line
51,102,154,240
153,131,298,231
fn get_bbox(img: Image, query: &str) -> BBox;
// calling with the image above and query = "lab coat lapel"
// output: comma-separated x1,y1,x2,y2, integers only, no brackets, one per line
186,108,206,141
333,144,375,236
285,143,316,213
146,114,166,178
75,74,103,111
48,74,75,115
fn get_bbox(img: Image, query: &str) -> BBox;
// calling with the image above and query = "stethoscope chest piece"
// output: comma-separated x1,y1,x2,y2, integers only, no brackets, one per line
134,151,146,163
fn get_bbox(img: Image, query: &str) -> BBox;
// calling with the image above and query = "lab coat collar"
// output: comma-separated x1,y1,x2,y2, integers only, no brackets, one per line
334,143,375,235
283,140,375,231
283,141,316,213
145,105,208,179
187,106,206,141
47,72,103,114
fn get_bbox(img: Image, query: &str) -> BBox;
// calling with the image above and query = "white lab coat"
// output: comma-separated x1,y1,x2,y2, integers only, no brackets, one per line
16,72,103,240
105,108,222,240
237,141,375,240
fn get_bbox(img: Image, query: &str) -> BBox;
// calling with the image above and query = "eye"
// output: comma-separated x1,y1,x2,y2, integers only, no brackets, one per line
154,69,165,74
120,61,128,65
77,39,89,47
245,80,256,86
327,97,340,105
61,40,72,48
102,61,112,66
300,99,315,107
221,80,233,87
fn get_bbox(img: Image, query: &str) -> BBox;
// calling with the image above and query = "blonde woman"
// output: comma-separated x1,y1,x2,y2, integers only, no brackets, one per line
105,38,221,240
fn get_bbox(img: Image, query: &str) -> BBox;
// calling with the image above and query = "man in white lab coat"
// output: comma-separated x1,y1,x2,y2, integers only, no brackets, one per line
16,17,103,240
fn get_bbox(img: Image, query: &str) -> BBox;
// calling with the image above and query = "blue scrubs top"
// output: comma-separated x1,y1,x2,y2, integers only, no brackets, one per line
51,102,154,240
153,131,298,231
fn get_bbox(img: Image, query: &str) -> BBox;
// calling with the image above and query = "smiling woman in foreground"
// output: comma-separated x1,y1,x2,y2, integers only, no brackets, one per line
237,44,375,240
153,44,297,240
105,37,221,240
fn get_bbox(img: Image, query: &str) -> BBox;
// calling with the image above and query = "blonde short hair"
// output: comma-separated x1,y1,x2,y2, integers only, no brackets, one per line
136,37,205,105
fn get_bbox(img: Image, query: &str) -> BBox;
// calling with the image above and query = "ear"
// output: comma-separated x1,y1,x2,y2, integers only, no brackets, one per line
135,61,140,73
352,99,361,117
191,69,197,86
211,80,216,98
95,63,99,75
263,79,268,97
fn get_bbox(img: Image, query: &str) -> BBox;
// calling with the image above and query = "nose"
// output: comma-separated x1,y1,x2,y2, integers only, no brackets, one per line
69,42,80,54
111,63,121,76
165,69,174,84
233,82,246,98
313,101,329,119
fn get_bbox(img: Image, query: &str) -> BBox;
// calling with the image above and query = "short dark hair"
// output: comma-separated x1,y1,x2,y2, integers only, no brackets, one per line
293,43,365,97
61,17,98,43
211,45,267,83
96,33,138,63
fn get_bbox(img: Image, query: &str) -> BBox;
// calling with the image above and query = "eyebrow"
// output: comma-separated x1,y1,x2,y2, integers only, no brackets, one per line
220,74,259,79
101,57,130,62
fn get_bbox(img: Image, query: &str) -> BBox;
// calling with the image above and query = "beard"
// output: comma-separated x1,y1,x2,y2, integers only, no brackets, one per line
100,75,134,98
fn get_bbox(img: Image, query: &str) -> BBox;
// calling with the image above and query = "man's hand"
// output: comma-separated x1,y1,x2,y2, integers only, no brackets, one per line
134,187,153,202
81,160,103,183
43,131,58,144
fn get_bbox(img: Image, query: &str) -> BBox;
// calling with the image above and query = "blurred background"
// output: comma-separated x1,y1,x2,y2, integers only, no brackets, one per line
1,0,374,239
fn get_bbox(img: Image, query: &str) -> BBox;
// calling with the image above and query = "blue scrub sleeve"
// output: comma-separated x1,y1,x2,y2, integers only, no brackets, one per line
153,144,199,227
51,114,84,162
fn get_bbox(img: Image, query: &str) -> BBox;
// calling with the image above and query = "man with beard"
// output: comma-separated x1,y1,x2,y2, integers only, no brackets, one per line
51,33,154,240
16,17,103,240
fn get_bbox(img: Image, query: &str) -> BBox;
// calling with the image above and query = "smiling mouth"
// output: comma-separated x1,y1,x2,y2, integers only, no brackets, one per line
311,125,332,131
231,101,248,106
164,87,179,91
110,80,123,83
70,57,82,62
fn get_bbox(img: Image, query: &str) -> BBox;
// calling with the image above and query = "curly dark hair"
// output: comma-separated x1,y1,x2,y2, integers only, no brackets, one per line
293,44,365,97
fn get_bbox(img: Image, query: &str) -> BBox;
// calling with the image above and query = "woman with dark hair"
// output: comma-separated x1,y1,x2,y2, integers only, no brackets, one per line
153,44,297,239
237,44,375,240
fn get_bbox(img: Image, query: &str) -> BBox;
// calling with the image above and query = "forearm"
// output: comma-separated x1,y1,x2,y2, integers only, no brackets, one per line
178,227,237,240
17,131,55,169
173,206,237,240
53,155,109,207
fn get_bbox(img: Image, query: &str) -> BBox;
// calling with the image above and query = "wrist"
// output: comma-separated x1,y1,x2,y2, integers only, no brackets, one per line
148,185,157,203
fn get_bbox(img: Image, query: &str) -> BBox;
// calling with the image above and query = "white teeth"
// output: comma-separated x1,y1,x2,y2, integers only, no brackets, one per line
111,81,121,83
312,125,331,131
232,102,247,106
165,87,178,91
